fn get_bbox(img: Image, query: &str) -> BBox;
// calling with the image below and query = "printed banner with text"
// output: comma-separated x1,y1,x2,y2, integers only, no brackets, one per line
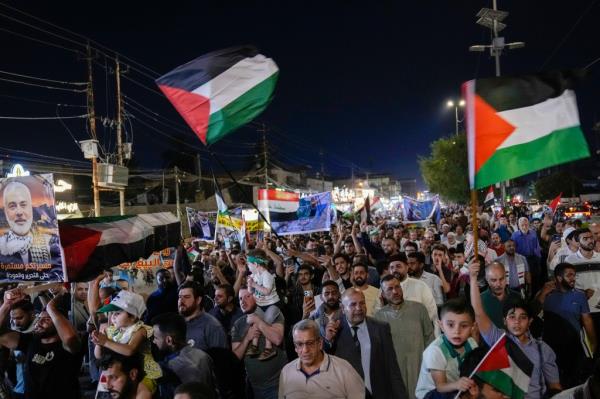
0,174,64,281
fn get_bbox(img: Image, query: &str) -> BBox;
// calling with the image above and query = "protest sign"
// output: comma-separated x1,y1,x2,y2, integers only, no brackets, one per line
186,207,217,240
0,174,64,281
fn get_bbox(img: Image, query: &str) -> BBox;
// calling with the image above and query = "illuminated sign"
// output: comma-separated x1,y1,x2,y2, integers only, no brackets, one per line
56,201,80,213
7,164,30,177
54,179,73,193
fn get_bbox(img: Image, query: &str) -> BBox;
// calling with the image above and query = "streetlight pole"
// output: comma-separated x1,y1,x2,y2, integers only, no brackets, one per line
446,99,465,135
469,1,525,206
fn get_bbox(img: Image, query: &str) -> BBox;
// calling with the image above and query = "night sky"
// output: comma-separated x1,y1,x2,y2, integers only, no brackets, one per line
1,1,599,188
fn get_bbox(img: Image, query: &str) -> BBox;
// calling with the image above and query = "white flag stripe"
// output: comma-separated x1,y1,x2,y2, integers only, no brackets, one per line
500,357,531,393
192,55,278,115
497,90,580,150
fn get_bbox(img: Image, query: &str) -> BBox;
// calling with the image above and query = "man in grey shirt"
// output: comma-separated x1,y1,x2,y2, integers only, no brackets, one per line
232,287,287,399
152,312,215,398
178,281,228,351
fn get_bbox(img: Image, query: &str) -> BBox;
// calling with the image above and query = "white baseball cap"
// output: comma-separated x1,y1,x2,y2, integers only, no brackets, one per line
97,290,146,319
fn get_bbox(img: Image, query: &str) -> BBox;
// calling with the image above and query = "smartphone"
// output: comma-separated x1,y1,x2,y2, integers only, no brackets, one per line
303,290,313,298
552,234,562,242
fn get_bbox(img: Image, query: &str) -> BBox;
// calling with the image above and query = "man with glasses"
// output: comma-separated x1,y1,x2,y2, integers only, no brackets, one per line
278,319,364,398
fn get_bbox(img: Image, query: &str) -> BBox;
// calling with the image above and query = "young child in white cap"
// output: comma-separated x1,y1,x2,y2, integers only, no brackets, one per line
92,289,162,395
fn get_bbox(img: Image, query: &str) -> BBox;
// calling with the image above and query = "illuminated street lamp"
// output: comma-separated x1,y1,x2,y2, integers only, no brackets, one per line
446,99,465,135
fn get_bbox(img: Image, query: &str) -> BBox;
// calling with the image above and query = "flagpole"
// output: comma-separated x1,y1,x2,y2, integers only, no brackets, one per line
206,149,284,242
471,190,479,260
453,332,507,399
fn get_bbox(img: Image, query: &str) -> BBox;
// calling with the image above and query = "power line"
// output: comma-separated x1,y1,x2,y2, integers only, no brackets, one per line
0,69,86,85
0,3,160,81
0,26,81,54
539,0,600,70
0,93,86,108
0,113,89,120
0,76,87,92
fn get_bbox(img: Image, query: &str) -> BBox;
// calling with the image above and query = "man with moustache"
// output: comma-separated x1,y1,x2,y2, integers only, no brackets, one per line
177,281,227,351
0,288,81,399
539,263,597,388
324,287,408,399
231,287,287,399
278,319,364,398
0,181,62,278
99,351,146,399
209,284,243,339
151,312,215,398
307,280,343,338
374,275,433,399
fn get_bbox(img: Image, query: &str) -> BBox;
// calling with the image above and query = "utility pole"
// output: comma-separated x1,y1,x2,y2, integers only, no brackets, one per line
351,164,355,190
319,147,325,191
86,43,101,217
115,55,125,215
469,1,525,206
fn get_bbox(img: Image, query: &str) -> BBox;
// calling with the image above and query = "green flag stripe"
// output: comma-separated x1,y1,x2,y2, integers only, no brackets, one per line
477,370,527,399
475,125,589,189
205,71,279,145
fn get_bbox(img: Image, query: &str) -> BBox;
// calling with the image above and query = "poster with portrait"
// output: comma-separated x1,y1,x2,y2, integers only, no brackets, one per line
0,174,65,281
185,207,217,240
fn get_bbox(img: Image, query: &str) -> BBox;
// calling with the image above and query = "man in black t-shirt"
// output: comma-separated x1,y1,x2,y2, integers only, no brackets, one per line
0,288,82,399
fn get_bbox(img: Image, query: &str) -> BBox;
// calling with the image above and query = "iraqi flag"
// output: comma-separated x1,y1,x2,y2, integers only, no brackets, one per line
484,186,495,208
463,70,590,189
156,45,279,145
473,333,533,399
59,213,180,281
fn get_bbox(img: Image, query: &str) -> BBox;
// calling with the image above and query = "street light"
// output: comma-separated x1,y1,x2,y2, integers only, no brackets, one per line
446,99,465,135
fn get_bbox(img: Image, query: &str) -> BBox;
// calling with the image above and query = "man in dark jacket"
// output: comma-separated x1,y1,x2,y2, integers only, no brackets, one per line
324,287,408,399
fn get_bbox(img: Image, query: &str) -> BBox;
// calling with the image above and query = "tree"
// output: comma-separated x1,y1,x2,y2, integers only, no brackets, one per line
534,171,582,200
419,133,469,203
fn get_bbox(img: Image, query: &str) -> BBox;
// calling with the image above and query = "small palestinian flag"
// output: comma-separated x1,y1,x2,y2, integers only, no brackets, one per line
59,213,180,281
463,70,590,189
156,45,279,145
484,186,495,208
474,334,533,399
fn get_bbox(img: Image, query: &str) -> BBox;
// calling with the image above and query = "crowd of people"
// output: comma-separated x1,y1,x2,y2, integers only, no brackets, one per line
0,203,598,399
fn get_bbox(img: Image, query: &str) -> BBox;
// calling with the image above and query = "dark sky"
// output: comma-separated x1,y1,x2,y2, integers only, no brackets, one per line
1,0,599,188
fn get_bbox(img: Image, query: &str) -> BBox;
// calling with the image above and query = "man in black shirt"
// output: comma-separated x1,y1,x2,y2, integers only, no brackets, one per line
0,288,81,399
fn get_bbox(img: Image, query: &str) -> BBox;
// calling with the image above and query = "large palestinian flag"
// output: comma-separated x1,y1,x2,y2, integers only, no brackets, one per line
463,71,590,189
59,212,180,281
475,334,534,399
156,45,279,145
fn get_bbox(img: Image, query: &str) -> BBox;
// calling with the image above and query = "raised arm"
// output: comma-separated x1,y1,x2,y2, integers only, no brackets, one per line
469,260,493,335
47,293,81,354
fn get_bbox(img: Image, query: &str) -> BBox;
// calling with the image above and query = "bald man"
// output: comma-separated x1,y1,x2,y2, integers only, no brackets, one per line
324,288,408,399
480,262,523,328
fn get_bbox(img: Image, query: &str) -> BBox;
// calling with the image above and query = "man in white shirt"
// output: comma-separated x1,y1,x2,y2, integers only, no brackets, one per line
279,319,364,399
407,251,445,306
385,254,438,324
565,228,600,310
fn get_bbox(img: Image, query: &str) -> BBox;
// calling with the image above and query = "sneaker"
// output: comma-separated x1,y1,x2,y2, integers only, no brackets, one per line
258,347,277,361
245,344,260,357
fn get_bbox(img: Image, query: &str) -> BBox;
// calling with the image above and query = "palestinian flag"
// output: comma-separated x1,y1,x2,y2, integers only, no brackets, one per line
484,186,495,208
156,45,279,145
463,70,590,189
474,334,533,399
59,212,180,281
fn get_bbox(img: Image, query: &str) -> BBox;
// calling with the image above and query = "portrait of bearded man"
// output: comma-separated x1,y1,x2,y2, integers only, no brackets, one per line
0,180,62,279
